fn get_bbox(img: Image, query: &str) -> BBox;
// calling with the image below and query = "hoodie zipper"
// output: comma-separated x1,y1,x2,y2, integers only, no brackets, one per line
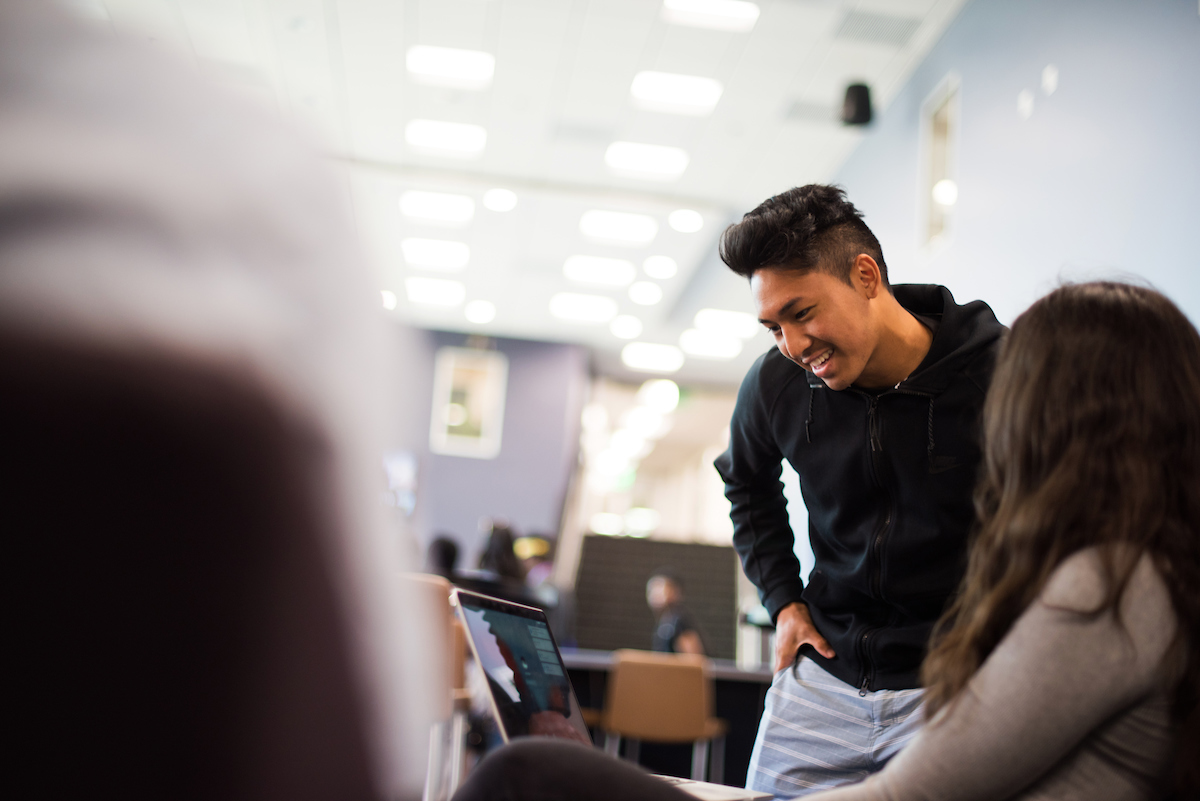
866,395,892,600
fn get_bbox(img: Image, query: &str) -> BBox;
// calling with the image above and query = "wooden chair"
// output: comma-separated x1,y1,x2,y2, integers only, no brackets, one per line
598,650,728,783
405,574,472,801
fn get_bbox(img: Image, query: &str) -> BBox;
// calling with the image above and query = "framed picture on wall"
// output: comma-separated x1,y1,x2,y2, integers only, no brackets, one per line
429,347,508,459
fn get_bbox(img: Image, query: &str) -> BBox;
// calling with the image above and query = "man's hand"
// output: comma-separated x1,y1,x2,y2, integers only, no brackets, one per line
773,602,835,672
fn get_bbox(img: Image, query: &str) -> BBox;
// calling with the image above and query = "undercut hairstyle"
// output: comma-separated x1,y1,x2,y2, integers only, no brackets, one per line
718,185,888,288
921,282,1200,796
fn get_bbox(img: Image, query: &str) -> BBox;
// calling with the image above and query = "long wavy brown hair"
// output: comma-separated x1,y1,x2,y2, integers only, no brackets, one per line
921,282,1200,794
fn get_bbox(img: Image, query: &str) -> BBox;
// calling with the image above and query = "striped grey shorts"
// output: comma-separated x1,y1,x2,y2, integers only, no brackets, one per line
746,657,926,797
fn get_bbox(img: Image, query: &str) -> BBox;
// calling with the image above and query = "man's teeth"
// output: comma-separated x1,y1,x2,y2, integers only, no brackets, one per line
812,349,832,367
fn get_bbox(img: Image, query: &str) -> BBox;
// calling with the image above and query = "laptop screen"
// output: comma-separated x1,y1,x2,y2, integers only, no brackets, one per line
453,589,591,745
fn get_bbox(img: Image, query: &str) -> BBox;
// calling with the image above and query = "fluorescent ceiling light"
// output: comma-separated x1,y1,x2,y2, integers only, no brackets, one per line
636,379,680,413
405,119,487,158
401,238,470,271
661,0,760,32
381,290,397,310
680,328,743,359
629,281,664,305
549,292,619,323
694,308,760,339
406,46,495,90
482,188,518,212
668,209,704,233
610,315,643,339
406,277,465,307
622,342,685,373
564,255,636,287
399,190,475,226
643,256,678,279
604,141,689,181
631,71,723,116
579,210,659,246
464,299,496,324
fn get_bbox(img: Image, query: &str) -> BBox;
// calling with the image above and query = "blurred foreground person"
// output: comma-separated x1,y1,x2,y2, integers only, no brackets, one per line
451,282,1200,801
646,568,705,655
1,3,435,799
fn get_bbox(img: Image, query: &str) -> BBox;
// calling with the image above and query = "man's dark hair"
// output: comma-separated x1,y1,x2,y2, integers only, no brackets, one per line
718,184,888,288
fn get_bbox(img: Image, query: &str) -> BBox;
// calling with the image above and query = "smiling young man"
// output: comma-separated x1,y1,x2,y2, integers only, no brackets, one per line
713,185,1005,797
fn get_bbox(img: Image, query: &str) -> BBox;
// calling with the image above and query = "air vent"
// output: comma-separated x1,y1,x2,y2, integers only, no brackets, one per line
835,10,921,48
784,100,837,124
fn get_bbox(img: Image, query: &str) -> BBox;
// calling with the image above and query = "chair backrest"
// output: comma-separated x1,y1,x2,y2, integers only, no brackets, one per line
402,574,455,721
604,649,714,742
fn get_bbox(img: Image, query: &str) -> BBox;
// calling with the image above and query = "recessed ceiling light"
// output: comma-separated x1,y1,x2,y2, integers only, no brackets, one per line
621,342,685,373
661,0,760,32
631,71,723,116
482,188,518,212
549,292,619,323
622,406,672,439
643,256,679,279
624,507,660,536
610,315,644,339
610,429,652,459
405,119,487,158
564,255,636,287
399,191,475,226
579,210,659,246
381,290,398,310
694,308,760,339
604,141,689,181
406,277,465,307
405,46,495,90
636,379,680,413
629,281,664,305
668,209,704,233
401,238,470,271
590,511,625,536
464,300,496,324
680,328,743,359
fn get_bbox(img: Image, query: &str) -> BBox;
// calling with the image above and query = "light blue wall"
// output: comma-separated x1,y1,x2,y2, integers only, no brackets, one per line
834,0,1200,325
387,324,589,566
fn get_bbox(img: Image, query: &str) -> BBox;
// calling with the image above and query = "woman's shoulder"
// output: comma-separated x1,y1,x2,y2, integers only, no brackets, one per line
1041,546,1178,668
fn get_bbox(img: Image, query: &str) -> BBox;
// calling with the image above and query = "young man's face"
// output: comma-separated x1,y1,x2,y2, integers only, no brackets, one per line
751,264,880,391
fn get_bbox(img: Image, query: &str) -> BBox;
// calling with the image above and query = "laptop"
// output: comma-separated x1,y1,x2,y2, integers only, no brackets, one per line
451,588,772,801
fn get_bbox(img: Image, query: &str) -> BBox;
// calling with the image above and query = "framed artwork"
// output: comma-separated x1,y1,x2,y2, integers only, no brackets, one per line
429,346,508,459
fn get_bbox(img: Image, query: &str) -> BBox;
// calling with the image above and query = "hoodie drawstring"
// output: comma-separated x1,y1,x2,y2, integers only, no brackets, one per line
805,388,815,444
926,396,935,465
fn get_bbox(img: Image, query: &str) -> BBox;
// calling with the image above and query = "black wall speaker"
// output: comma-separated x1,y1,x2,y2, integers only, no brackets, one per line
842,83,872,126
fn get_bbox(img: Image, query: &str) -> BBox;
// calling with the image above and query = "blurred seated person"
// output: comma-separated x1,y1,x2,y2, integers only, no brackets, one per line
646,569,705,656
516,535,576,647
1,3,436,797
450,282,1200,801
425,534,461,581
454,520,545,611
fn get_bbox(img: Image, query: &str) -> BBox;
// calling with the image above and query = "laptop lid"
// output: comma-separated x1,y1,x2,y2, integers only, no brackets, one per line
451,588,592,746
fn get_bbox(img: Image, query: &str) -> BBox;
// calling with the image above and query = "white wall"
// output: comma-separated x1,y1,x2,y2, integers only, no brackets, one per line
834,0,1200,325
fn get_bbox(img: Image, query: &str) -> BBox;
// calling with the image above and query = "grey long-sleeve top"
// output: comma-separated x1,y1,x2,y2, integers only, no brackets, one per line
808,549,1181,801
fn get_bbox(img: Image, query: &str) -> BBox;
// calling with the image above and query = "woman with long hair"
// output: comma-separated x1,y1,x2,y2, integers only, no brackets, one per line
451,282,1199,801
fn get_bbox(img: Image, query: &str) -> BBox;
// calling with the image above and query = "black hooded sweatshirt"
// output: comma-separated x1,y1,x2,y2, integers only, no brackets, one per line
714,285,1005,692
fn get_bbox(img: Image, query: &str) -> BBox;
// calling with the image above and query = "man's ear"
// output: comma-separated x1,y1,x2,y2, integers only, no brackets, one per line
853,254,882,299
